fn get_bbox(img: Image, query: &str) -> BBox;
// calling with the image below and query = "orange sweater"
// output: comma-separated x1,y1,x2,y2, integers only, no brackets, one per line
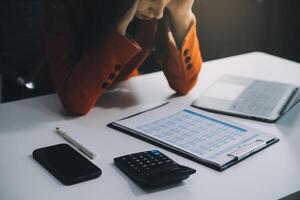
42,0,202,115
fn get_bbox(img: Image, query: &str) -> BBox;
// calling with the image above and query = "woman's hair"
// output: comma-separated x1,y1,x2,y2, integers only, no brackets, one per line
79,0,137,52
74,0,169,66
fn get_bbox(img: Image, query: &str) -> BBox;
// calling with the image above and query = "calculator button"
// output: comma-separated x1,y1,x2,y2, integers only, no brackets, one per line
150,150,161,156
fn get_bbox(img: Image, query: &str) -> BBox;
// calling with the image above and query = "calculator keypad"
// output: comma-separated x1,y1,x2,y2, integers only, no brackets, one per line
114,150,196,187
118,150,177,176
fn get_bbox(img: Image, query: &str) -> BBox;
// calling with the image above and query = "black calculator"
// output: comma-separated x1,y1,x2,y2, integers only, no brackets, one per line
114,150,196,187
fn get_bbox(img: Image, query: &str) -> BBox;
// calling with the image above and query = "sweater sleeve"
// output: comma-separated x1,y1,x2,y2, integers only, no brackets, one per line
43,0,142,115
161,17,203,94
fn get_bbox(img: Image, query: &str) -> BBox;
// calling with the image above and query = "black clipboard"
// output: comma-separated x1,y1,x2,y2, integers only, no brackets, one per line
107,103,279,171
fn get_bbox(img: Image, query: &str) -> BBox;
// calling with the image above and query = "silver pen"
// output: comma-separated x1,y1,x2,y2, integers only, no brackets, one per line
54,127,96,159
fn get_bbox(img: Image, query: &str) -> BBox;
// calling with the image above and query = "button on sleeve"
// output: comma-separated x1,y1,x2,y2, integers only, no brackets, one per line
187,63,193,70
183,49,189,57
114,64,122,71
185,56,191,64
108,73,116,80
102,82,109,89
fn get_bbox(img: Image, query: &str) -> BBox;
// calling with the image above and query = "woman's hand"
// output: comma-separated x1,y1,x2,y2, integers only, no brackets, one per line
117,0,139,36
166,0,195,48
167,0,194,16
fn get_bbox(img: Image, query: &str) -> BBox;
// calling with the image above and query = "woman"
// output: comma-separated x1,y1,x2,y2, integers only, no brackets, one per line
39,0,202,115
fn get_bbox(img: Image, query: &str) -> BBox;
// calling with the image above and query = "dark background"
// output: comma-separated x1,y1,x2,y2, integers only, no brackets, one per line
0,0,299,102
194,0,299,62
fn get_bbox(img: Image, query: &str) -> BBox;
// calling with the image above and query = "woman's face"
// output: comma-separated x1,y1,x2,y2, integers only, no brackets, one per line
136,0,172,20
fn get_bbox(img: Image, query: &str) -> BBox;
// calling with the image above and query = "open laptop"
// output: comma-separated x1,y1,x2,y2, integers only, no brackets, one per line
192,74,300,122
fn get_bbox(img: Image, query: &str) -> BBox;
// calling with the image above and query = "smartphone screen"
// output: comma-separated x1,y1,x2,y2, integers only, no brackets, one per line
33,143,101,185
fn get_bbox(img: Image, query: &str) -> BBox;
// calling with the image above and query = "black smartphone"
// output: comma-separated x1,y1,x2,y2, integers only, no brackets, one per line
33,143,102,185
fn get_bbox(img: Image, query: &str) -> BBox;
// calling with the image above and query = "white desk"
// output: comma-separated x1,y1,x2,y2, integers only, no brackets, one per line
0,52,299,200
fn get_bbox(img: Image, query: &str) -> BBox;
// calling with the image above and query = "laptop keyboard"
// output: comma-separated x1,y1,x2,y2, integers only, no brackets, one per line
229,80,289,117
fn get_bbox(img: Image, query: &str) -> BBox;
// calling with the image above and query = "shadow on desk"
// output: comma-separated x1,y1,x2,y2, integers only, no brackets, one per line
0,78,190,133
110,163,185,196
97,88,139,109
279,190,300,200
96,84,182,110
276,103,300,136
0,94,77,133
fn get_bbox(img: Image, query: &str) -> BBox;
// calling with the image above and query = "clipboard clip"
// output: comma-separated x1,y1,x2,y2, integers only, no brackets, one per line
227,139,266,161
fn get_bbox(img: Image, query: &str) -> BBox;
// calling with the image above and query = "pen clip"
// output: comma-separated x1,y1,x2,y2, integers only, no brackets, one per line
227,139,266,160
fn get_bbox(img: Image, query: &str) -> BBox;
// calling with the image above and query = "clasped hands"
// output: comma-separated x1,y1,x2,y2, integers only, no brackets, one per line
117,0,194,36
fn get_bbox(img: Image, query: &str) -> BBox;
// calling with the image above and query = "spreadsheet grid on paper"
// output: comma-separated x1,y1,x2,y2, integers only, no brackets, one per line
136,109,246,156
